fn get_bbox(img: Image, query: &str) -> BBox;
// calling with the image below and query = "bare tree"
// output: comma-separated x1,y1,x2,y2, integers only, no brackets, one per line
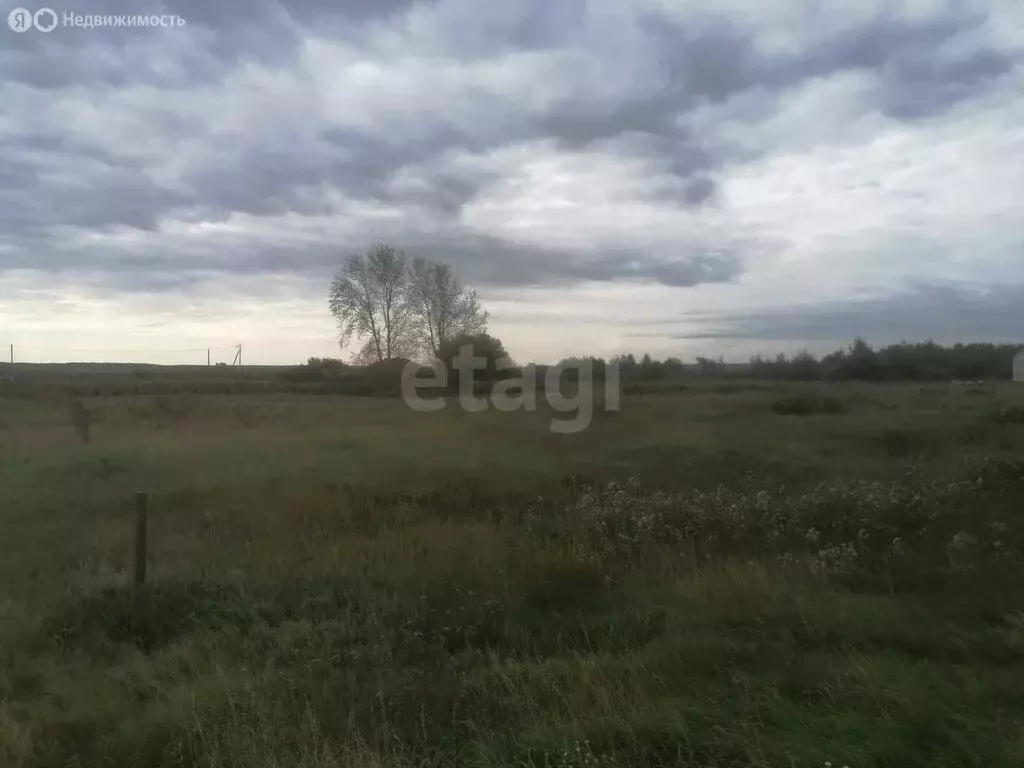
409,257,489,358
328,243,415,363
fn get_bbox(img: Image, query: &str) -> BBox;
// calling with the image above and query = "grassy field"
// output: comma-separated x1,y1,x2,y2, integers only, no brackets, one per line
2,380,1024,767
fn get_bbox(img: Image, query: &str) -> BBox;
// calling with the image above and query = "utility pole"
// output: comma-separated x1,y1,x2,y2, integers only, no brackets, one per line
8,344,12,364
207,348,210,366
231,344,243,374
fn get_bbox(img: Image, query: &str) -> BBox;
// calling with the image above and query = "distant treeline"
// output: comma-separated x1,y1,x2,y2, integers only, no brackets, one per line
745,340,1021,382
558,339,1021,382
284,339,1020,391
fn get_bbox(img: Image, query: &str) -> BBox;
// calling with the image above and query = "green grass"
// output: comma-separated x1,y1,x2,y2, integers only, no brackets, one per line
1,382,1024,766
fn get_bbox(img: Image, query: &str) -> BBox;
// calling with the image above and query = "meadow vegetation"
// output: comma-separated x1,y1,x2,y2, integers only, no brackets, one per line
1,375,1024,767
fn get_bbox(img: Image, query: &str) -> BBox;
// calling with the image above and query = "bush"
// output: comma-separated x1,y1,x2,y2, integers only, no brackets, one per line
362,358,415,396
280,357,349,383
315,358,421,397
437,333,512,388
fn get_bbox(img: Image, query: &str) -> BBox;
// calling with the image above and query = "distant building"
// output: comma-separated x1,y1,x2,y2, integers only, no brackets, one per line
1015,349,1024,382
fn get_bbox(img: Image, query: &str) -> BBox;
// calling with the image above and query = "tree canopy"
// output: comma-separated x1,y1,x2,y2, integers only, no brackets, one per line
329,243,488,364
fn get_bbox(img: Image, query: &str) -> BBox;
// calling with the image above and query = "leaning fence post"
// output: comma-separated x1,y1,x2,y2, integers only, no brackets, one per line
133,492,148,595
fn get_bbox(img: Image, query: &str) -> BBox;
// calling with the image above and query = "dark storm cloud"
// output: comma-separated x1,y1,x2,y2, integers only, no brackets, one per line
670,284,1024,344
0,0,1020,294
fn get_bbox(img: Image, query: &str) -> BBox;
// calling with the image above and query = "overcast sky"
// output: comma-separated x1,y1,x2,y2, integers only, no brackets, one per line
2,0,1022,364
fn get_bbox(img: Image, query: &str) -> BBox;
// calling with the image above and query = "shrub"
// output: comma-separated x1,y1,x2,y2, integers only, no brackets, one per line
280,357,349,383
437,333,513,388
363,358,415,396
317,358,421,397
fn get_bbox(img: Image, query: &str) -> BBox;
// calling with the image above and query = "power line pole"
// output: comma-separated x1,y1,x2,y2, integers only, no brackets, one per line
8,344,12,364
207,348,210,366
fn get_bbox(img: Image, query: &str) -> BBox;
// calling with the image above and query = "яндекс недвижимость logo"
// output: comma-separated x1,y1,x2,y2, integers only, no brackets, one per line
8,8,57,32
8,7,185,32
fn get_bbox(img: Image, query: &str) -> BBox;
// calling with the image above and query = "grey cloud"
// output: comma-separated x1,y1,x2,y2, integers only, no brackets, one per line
0,140,189,234
157,0,420,27
2,0,423,90
534,249,742,290
669,284,1024,345
0,0,1021,296
1,221,745,296
878,47,1012,120
375,235,742,290
680,176,717,206
545,5,1012,150
1,7,294,89
795,9,1014,119
397,0,588,59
